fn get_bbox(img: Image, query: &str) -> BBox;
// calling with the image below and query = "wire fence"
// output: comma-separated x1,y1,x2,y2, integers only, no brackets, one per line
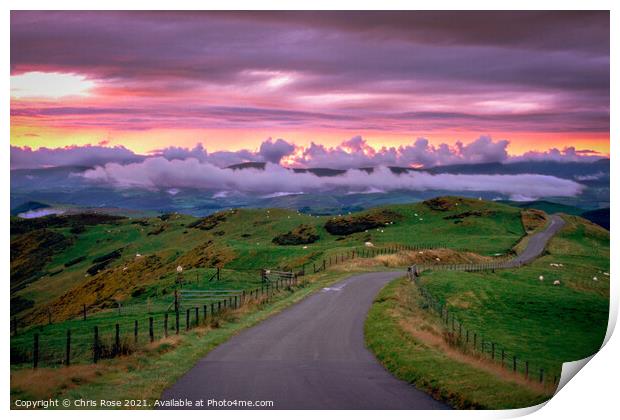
11,242,450,369
407,265,561,387
11,274,302,368
293,242,448,276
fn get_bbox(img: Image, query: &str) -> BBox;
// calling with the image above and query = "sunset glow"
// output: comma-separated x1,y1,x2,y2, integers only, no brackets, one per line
10,11,609,168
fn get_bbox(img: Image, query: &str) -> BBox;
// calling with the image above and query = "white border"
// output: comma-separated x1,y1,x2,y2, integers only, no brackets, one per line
3,2,616,420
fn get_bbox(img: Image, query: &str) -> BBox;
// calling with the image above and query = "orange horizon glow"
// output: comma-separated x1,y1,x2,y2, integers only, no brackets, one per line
9,124,610,158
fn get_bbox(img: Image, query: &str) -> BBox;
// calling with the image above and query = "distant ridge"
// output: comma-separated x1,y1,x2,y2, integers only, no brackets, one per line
224,159,610,181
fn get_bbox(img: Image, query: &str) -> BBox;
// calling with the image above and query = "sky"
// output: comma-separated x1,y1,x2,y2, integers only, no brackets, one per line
10,11,610,170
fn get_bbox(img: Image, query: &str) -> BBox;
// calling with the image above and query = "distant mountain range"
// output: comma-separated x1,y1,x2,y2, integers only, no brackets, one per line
11,159,610,227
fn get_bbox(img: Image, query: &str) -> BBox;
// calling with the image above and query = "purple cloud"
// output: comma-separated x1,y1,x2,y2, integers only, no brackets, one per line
10,11,610,137
81,158,584,200
11,136,604,170
10,144,142,170
258,138,296,164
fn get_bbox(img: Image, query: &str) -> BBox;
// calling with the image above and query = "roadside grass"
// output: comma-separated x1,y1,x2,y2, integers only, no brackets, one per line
365,277,553,409
10,269,367,408
417,215,609,381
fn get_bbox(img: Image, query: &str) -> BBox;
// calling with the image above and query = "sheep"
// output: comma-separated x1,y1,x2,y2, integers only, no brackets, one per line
553,280,561,286
364,242,375,247
302,246,308,249
593,276,598,281
136,253,142,258
539,275,544,281
435,257,441,262
604,272,610,276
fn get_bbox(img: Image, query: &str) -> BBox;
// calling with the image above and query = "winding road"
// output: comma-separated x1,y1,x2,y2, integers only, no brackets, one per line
506,214,565,267
161,271,447,409
160,214,565,409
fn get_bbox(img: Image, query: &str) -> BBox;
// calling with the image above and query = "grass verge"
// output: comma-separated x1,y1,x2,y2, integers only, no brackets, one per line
365,277,553,409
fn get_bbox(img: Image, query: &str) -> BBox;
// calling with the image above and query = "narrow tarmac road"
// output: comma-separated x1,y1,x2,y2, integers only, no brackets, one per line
161,271,448,409
161,214,565,409
506,214,566,267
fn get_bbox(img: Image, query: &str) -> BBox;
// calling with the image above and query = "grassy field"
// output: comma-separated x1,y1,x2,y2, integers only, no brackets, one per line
418,215,609,374
11,196,526,326
365,277,552,409
365,214,609,409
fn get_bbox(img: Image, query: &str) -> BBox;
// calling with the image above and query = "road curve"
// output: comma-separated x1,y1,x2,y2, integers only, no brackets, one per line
506,214,566,267
160,271,449,409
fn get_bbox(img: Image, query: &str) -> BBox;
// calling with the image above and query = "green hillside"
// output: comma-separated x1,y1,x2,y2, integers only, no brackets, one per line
11,196,526,325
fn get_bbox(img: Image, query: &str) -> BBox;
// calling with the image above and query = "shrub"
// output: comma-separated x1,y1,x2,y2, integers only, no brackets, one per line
324,210,401,236
272,224,320,245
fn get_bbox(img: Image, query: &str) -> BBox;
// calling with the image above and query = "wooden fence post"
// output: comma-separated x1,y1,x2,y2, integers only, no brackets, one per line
491,343,495,360
203,305,207,322
186,309,190,331
195,307,199,326
539,368,544,383
175,310,179,335
164,313,168,337
114,323,120,356
149,317,154,342
513,356,517,372
33,333,39,369
93,326,99,363
65,329,71,366
525,361,529,379
83,304,87,321
134,320,138,343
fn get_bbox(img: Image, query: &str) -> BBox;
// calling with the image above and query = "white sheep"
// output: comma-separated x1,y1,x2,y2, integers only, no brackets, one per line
136,253,142,258
539,275,544,281
604,272,610,276
553,280,561,286
435,257,441,261
364,242,374,247
593,276,598,281
302,246,308,249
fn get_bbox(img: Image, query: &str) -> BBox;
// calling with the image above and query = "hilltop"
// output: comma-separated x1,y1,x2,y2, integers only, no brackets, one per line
11,196,535,325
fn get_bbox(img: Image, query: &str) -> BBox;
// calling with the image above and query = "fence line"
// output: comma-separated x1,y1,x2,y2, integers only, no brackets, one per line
294,242,449,276
11,242,458,368
407,265,560,386
12,273,302,368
